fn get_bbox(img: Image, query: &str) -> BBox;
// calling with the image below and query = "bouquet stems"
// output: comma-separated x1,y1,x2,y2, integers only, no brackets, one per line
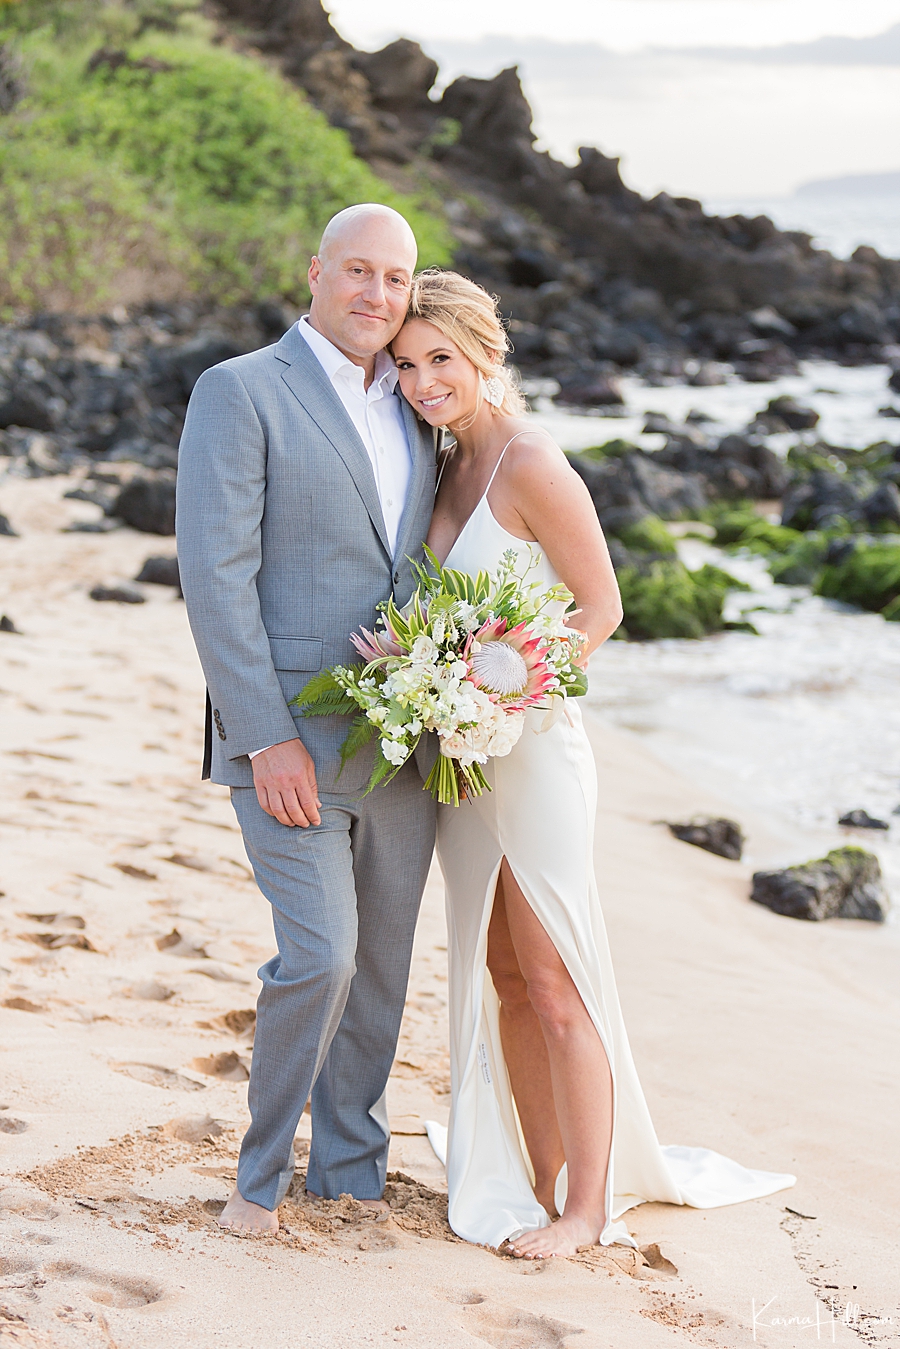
424,752,491,806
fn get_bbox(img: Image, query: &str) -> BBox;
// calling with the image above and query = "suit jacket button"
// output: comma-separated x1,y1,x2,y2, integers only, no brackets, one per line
393,570,400,584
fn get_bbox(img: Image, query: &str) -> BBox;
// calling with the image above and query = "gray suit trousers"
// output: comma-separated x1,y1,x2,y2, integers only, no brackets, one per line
231,762,435,1208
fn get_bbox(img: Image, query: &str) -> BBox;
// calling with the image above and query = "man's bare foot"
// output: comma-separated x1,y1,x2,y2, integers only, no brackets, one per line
306,1190,390,1213
508,1212,599,1260
218,1187,279,1235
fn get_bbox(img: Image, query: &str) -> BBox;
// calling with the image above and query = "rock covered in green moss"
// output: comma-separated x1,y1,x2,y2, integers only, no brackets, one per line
751,847,888,922
712,508,804,555
615,560,749,641
614,514,677,555
814,541,900,618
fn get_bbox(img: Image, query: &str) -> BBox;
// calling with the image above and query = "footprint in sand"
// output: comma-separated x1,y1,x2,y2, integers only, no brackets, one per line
161,1114,224,1144
445,1299,584,1349
3,996,46,1013
189,964,249,984
121,980,174,1002
0,1255,38,1276
0,1113,29,1134
639,1243,678,1276
20,931,96,952
189,1051,249,1082
0,1188,59,1222
43,1259,164,1309
112,1062,205,1092
164,853,211,872
113,863,158,881
195,1008,256,1039
155,929,207,959
20,913,85,930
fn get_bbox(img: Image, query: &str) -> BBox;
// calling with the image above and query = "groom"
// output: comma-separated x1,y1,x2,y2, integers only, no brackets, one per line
176,204,438,1233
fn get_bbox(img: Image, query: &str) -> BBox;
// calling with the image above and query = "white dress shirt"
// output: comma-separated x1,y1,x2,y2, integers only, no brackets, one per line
296,316,412,556
250,317,413,761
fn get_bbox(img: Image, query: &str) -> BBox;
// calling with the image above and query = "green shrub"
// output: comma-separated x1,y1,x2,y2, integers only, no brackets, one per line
815,543,900,618
767,534,830,586
0,134,191,310
711,507,764,546
576,439,640,462
614,514,677,554
616,560,747,641
0,12,451,307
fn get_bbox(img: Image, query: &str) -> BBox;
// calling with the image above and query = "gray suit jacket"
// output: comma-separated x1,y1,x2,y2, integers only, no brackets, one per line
175,324,439,791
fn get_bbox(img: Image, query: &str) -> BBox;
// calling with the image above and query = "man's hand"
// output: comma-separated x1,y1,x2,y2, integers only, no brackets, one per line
251,739,321,827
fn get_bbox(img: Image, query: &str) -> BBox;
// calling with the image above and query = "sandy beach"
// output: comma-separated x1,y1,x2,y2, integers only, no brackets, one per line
1,471,898,1349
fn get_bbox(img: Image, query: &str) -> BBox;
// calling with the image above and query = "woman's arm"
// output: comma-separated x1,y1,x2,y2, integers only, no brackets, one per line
494,432,623,654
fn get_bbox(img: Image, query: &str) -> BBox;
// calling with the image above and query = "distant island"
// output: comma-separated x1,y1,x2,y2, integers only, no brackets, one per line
794,171,900,199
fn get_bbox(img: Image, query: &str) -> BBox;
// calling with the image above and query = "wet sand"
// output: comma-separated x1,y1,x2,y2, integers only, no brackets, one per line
1,472,897,1348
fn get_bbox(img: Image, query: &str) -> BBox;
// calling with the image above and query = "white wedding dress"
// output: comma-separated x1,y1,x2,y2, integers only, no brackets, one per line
428,436,795,1249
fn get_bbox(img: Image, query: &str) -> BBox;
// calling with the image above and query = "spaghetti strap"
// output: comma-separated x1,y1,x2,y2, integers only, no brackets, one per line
484,430,532,496
435,428,533,499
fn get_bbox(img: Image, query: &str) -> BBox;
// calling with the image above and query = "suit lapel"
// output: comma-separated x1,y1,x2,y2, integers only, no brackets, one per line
275,330,391,559
393,395,438,566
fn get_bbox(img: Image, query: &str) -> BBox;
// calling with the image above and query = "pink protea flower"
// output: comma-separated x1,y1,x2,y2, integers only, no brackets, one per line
464,617,555,710
350,625,402,661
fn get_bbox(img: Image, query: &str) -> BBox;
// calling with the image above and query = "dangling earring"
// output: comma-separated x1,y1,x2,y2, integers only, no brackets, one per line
483,375,504,408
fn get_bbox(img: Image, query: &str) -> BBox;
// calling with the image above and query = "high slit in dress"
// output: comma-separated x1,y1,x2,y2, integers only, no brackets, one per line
428,435,795,1249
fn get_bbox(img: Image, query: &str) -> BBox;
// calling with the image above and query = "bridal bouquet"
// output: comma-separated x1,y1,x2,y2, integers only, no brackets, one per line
291,548,588,805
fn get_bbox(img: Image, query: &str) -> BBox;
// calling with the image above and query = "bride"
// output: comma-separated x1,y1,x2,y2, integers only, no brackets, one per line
391,270,794,1259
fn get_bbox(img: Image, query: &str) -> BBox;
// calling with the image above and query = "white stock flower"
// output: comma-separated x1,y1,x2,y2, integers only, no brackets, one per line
381,739,409,766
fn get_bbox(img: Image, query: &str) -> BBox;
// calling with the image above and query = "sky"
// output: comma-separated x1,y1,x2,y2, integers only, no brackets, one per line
327,1,900,206
328,0,900,53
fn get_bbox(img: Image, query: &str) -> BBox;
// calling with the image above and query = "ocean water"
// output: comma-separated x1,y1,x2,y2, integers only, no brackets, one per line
528,359,899,456
704,194,900,262
528,363,900,908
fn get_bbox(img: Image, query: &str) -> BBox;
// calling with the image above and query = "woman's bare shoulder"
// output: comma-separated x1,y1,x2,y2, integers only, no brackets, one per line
500,423,575,487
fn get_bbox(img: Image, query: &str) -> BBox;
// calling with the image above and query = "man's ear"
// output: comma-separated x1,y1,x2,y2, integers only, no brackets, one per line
308,255,322,294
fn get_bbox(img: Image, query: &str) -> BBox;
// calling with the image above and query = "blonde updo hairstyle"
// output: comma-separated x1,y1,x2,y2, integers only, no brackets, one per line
399,268,526,426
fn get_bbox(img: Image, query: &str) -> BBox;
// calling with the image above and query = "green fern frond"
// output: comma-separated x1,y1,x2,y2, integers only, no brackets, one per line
364,746,402,795
340,714,377,765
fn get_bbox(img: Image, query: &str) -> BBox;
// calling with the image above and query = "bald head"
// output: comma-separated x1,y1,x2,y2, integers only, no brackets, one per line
307,204,418,377
318,203,417,265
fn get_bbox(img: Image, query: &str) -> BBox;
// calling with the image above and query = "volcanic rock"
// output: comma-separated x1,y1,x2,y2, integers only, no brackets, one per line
167,333,247,396
764,396,819,430
668,817,744,860
570,451,708,531
89,584,145,604
780,470,864,531
838,809,889,830
135,555,181,588
0,386,56,432
112,475,176,535
751,847,888,922
654,434,789,501
861,481,900,530
555,370,624,407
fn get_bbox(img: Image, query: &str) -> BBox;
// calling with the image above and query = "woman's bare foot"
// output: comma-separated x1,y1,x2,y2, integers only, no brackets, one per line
533,1186,559,1219
218,1187,279,1235
508,1212,600,1260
